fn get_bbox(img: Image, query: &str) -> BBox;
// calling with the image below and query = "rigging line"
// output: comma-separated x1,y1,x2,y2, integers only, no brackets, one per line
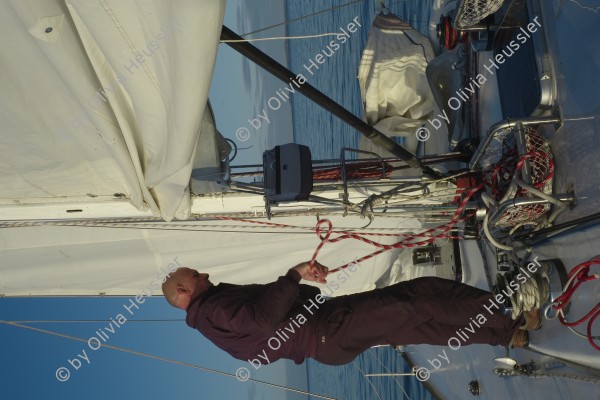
1,218,454,231
381,189,468,199
6,319,184,324
220,32,344,43
4,223,314,234
567,0,600,13
94,223,442,233
64,227,313,234
240,0,366,37
0,320,336,400
367,350,412,400
351,360,384,400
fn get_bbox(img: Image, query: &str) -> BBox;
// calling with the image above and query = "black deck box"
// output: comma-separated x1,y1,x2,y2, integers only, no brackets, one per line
263,143,313,202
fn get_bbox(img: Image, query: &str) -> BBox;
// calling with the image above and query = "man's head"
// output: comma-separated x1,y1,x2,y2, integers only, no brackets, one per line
161,267,213,310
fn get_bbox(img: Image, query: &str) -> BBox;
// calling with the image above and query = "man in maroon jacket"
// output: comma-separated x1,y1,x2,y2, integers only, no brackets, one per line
161,261,533,367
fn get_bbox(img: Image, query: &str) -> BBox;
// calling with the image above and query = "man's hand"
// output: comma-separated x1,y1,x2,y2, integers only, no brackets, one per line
293,261,329,284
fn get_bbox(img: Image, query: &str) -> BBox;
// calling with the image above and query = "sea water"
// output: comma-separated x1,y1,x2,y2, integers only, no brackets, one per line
285,0,432,161
285,1,436,399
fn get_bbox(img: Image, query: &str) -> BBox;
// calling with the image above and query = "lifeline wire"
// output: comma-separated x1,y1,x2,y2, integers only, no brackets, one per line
0,320,336,400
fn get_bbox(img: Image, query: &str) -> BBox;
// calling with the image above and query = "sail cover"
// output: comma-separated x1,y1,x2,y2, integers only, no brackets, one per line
358,13,449,158
0,0,226,221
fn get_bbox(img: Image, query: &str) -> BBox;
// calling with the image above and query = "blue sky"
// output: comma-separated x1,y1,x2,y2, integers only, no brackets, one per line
210,0,294,166
0,296,309,399
0,1,308,399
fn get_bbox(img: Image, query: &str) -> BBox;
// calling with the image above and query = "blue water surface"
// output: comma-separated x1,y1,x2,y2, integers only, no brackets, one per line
285,0,432,161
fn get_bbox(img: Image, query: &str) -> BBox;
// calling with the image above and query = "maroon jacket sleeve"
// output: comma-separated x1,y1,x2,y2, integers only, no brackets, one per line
245,268,303,332
206,268,308,334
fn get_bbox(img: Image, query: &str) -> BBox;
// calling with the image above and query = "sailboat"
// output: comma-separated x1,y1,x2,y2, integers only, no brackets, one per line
1,0,599,399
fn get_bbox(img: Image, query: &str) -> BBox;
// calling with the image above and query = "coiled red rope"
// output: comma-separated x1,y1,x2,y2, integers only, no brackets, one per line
312,161,393,181
484,149,554,198
309,185,483,274
552,255,600,351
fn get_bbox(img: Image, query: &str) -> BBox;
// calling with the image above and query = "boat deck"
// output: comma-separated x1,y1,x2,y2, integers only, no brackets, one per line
545,0,600,223
405,1,600,398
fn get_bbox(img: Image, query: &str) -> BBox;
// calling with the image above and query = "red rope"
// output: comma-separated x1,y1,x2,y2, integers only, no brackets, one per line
313,161,392,181
514,150,555,190
483,145,554,201
552,255,600,351
309,185,483,274
211,185,484,279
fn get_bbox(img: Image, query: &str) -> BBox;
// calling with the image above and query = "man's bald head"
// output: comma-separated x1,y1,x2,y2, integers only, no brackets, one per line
161,268,212,310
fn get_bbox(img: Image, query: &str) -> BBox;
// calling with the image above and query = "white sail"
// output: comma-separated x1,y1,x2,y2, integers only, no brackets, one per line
0,0,226,221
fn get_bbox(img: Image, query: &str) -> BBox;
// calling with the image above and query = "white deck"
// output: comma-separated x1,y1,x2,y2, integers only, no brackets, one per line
405,1,600,398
